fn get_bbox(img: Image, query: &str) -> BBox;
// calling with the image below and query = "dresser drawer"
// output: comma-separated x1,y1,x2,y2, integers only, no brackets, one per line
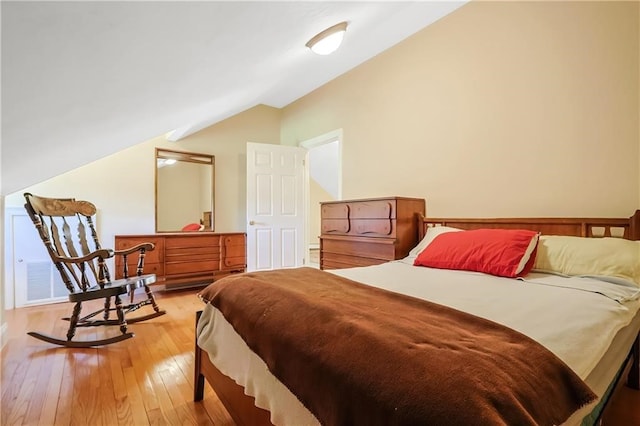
222,256,246,269
165,250,220,262
222,234,246,269
321,219,350,234
116,260,164,279
165,260,219,276
351,219,395,237
321,203,350,219
223,244,245,259
321,237,395,261
222,235,246,254
222,234,245,246
350,200,394,219
321,205,351,234
321,253,387,269
115,237,163,263
165,237,220,275
165,235,220,249
166,238,219,257
141,262,164,276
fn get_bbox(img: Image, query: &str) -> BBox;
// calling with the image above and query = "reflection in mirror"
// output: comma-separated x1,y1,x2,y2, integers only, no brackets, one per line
155,148,215,232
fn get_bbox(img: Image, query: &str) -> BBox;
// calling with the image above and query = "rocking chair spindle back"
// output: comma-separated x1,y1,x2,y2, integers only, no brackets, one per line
23,193,166,347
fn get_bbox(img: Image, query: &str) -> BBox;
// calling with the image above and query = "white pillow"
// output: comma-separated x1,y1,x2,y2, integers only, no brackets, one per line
533,235,640,286
407,225,463,259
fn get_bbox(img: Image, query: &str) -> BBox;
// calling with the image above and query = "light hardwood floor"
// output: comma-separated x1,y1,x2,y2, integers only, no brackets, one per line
1,288,233,425
1,288,640,425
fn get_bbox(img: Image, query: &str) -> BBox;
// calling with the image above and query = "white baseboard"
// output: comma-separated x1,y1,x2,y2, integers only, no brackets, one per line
0,322,8,351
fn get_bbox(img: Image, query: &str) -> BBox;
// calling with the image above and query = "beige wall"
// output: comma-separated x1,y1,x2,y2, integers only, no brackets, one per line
281,1,640,218
309,178,335,247
3,105,281,291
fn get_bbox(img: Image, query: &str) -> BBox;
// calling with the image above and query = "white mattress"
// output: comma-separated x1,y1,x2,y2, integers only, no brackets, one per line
197,260,640,426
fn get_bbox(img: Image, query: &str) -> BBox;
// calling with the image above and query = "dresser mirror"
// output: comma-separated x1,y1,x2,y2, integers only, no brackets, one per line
155,148,215,232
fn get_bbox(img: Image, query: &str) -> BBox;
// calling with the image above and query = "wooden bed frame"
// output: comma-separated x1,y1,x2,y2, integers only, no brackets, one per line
194,210,640,426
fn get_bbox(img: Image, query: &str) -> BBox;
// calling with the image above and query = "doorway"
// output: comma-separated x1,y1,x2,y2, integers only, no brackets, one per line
299,129,342,268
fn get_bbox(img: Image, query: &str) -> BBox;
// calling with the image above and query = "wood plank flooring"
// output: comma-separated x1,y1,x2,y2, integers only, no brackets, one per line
1,288,233,426
1,288,640,425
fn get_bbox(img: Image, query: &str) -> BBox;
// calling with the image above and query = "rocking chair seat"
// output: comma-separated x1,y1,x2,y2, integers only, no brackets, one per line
69,274,157,302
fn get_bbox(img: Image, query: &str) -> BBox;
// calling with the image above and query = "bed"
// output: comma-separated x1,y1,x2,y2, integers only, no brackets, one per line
194,211,640,425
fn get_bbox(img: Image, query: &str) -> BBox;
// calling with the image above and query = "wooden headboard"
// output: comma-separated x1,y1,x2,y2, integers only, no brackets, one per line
418,210,640,241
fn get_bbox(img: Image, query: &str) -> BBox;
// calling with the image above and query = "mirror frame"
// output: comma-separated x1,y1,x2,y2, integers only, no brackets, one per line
155,148,215,233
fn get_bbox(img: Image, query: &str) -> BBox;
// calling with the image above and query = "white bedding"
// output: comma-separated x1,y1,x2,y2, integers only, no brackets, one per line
197,260,640,426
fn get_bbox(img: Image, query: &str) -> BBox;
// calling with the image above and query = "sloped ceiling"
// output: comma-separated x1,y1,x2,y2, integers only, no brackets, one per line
1,1,467,195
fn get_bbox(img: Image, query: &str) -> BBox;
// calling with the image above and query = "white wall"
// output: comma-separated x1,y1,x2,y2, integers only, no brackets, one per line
1,0,6,343
0,195,5,349
309,141,340,199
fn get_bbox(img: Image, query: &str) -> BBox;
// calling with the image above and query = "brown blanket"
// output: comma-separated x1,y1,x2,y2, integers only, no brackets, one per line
199,267,596,426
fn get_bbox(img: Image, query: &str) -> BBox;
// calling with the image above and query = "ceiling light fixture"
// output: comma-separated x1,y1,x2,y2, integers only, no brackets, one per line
306,21,348,55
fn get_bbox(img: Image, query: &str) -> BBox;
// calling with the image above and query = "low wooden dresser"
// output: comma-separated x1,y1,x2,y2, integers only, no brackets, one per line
319,197,425,270
114,232,246,289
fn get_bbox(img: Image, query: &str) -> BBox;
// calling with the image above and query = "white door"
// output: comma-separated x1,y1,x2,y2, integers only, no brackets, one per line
10,212,67,307
246,142,307,271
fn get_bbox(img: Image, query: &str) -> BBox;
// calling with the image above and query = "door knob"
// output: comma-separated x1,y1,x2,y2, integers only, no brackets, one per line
249,220,255,225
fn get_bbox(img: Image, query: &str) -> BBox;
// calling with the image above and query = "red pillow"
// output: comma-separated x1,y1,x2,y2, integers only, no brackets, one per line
181,223,203,232
413,229,540,278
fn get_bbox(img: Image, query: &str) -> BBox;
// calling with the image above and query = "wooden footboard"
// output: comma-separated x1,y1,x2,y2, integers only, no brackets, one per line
628,335,640,390
194,310,272,426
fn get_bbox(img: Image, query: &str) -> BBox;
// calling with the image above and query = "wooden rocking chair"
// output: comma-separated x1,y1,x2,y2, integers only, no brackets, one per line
23,193,166,347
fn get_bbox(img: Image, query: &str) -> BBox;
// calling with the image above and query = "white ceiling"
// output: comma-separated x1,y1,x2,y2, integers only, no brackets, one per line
1,1,467,195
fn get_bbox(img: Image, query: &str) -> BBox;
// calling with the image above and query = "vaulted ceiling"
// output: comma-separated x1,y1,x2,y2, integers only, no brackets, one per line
1,1,467,195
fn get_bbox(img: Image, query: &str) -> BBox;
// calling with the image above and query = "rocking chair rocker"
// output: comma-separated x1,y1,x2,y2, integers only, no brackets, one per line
23,193,166,347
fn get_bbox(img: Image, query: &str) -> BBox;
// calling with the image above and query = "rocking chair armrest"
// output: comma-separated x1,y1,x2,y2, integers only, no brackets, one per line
52,248,115,264
113,242,155,257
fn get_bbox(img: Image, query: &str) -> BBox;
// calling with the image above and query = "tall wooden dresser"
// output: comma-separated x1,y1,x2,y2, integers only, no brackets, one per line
114,232,246,289
319,197,425,270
